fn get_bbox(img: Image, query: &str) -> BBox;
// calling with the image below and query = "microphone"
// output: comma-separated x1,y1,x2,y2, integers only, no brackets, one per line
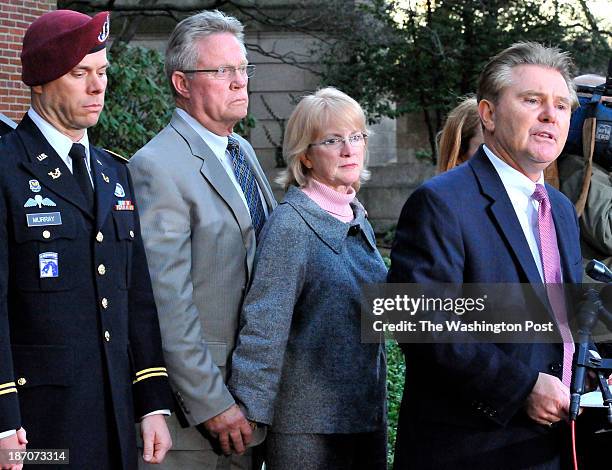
570,289,603,420
586,260,612,283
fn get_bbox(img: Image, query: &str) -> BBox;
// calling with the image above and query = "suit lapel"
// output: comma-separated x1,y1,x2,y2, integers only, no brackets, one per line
170,113,255,255
90,147,117,229
16,114,93,219
470,149,542,284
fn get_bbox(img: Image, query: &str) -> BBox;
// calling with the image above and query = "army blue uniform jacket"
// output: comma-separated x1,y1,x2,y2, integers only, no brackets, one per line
0,115,173,468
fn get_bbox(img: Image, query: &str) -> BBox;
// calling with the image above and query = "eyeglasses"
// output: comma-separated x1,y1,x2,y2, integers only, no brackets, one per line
309,133,368,150
181,64,256,80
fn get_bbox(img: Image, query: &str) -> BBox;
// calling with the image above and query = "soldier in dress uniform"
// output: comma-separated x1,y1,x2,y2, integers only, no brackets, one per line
0,10,173,469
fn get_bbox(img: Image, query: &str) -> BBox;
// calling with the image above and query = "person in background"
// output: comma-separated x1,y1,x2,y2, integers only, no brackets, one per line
436,96,483,172
129,10,276,470
558,73,612,469
228,87,388,470
558,74,611,281
0,10,173,470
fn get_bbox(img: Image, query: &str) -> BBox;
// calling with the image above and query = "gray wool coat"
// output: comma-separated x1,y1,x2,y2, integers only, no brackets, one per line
228,186,388,434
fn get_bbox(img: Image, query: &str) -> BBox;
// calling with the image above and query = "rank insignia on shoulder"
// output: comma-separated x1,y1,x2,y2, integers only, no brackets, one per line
24,195,57,209
39,252,59,278
37,153,48,162
114,183,125,197
114,200,134,211
48,168,61,179
29,179,41,193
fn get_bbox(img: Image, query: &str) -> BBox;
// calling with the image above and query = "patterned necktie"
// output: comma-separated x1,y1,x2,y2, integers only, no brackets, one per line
532,184,574,387
227,137,266,240
68,143,94,212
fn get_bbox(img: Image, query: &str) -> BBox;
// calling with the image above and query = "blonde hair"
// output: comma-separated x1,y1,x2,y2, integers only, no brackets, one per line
277,87,370,191
436,96,481,173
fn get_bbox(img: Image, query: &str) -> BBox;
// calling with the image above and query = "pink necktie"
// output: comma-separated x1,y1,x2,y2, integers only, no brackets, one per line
532,184,574,387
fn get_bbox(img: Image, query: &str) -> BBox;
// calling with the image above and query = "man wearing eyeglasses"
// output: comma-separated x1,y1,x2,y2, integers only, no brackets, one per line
129,9,276,470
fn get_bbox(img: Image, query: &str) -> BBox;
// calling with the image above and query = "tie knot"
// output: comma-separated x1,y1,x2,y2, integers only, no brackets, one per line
69,143,87,161
227,136,239,152
532,184,548,203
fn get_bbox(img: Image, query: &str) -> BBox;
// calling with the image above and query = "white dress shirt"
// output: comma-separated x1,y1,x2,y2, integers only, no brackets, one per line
28,108,94,187
483,144,555,282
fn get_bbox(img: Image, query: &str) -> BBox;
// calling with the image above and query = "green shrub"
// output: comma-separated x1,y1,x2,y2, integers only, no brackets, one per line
91,45,173,157
386,340,405,467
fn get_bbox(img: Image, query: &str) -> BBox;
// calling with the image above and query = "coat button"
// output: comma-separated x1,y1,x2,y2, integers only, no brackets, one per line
549,362,562,373
98,264,106,275
104,331,111,342
129,230,134,238
17,377,26,386
96,232,104,243
42,230,51,239
101,297,109,309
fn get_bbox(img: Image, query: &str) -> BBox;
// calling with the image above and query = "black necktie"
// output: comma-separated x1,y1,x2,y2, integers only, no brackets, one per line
68,143,94,212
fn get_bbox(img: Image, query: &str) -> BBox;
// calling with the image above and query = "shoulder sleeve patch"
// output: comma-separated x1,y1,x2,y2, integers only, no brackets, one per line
103,148,129,163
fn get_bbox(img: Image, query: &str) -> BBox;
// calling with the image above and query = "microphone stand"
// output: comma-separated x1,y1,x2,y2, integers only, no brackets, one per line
569,260,612,422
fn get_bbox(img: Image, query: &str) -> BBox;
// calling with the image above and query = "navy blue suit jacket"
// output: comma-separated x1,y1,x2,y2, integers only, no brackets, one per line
388,148,582,469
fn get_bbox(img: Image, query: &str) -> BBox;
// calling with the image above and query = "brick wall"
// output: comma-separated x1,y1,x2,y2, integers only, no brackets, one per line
0,1,54,122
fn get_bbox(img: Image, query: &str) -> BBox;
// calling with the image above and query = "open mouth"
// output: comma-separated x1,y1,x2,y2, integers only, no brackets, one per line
534,131,556,141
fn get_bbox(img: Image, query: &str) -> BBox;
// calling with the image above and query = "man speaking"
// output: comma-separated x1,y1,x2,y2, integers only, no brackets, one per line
389,42,582,469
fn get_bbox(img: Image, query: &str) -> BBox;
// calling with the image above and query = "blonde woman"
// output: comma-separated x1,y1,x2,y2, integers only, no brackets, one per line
229,87,387,469
437,96,483,173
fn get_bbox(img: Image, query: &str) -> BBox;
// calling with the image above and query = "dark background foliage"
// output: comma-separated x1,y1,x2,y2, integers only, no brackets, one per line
89,45,173,156
317,0,611,160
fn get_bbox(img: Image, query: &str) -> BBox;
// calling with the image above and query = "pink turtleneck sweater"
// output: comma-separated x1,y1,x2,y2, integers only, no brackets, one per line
301,179,356,222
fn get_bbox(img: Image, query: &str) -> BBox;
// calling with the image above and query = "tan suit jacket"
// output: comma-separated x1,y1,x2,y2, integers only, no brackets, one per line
129,110,275,464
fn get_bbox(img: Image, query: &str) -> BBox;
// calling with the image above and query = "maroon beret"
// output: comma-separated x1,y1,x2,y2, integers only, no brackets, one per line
21,10,110,86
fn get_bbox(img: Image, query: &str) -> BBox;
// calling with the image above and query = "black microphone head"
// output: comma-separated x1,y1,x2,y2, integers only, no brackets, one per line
586,260,612,283
577,288,602,332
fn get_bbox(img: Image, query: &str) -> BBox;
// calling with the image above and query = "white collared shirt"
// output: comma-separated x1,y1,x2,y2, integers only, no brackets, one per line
27,108,94,187
482,144,549,281
176,108,268,217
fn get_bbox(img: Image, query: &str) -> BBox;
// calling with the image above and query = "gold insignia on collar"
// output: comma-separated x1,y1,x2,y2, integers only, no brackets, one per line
102,173,110,183
37,153,48,161
48,168,61,179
